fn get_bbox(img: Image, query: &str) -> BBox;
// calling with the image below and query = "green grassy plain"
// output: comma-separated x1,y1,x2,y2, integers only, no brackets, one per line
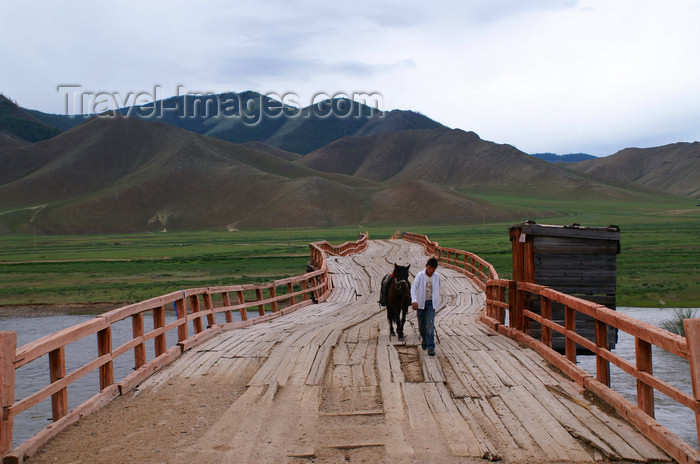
0,229,349,306
406,195,700,308
0,205,698,309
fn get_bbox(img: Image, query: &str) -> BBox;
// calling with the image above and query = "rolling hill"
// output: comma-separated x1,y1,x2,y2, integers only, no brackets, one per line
241,141,302,162
0,130,30,150
0,95,61,143
27,109,87,132
566,142,700,198
128,94,444,154
2,92,697,235
0,116,519,234
22,92,445,154
298,127,644,199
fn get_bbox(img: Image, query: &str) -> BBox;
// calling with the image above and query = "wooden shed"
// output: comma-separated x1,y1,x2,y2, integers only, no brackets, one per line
509,221,620,352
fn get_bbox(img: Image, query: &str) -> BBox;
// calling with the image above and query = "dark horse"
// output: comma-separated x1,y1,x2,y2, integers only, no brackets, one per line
386,263,411,340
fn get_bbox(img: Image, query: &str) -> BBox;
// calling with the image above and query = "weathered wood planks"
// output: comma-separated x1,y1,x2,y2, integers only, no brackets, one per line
25,238,673,464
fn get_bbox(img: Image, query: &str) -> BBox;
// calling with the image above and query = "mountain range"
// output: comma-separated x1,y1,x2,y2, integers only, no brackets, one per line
566,143,700,198
0,95,61,146
531,153,596,163
21,92,443,154
0,92,698,234
0,116,524,233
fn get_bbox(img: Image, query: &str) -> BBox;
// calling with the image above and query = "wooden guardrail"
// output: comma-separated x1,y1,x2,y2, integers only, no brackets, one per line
395,231,700,464
483,280,700,464
396,231,498,287
0,232,367,464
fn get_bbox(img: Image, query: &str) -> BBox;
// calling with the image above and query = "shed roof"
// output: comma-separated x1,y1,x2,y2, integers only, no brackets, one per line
509,220,620,241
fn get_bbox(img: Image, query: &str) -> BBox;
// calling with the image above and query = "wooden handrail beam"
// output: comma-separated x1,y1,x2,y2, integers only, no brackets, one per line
518,282,690,359
7,354,112,420
14,318,109,369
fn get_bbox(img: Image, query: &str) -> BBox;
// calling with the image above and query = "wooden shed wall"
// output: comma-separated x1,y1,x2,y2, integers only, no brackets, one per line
511,223,620,353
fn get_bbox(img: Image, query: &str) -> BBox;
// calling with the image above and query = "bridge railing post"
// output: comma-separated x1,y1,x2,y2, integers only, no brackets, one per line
565,305,577,364
269,286,278,312
312,275,321,301
48,346,68,422
221,292,234,323
635,337,655,418
190,295,203,334
97,326,114,391
131,313,146,370
203,293,216,327
287,283,295,306
1,332,16,456
683,318,700,449
176,297,187,342
595,319,610,386
497,285,506,324
325,271,332,296
237,290,247,321
485,284,493,319
508,281,517,329
153,305,167,356
515,286,526,332
541,295,552,348
255,289,265,316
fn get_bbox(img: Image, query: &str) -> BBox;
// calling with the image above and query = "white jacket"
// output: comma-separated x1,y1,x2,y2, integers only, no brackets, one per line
411,269,441,310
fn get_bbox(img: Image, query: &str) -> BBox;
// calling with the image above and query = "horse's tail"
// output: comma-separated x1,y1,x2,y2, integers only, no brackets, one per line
389,307,401,325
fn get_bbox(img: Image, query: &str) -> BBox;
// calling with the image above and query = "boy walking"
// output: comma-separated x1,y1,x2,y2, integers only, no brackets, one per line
411,257,441,356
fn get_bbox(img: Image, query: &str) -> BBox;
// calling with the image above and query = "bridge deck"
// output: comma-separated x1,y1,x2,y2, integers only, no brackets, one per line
30,240,669,463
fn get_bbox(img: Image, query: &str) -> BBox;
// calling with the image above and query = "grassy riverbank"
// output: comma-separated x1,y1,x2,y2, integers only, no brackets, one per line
0,212,698,309
413,210,700,308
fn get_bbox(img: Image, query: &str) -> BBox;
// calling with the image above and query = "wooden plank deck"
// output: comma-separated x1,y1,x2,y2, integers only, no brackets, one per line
30,239,670,464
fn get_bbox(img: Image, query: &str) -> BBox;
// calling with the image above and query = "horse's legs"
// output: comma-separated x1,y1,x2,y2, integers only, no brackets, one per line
397,307,407,340
387,307,396,336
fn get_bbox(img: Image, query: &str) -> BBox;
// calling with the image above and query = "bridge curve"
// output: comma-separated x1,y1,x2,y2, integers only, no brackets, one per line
26,239,668,464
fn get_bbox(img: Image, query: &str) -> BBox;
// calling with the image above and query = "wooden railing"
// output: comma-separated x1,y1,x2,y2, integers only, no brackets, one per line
314,233,369,257
395,232,700,464
0,232,367,464
395,231,498,288
482,280,700,464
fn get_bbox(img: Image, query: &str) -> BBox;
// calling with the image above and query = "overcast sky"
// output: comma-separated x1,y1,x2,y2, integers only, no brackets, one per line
1,0,699,156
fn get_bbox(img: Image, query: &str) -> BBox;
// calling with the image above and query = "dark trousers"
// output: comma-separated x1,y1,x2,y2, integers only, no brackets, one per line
416,300,435,350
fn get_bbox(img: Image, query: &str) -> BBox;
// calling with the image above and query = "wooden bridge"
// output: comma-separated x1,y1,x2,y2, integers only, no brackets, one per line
1,233,699,463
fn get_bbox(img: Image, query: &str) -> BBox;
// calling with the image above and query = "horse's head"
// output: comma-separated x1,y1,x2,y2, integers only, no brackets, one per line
393,263,411,293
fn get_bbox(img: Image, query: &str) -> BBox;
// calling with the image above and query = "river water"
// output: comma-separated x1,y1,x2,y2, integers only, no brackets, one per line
0,308,697,450
0,309,244,448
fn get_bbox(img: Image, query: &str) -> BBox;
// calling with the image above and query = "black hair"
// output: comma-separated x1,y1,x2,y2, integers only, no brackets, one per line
426,258,438,268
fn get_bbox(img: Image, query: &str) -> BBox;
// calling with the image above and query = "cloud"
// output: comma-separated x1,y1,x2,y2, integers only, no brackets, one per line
457,0,580,24
1,0,698,155
215,55,414,80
